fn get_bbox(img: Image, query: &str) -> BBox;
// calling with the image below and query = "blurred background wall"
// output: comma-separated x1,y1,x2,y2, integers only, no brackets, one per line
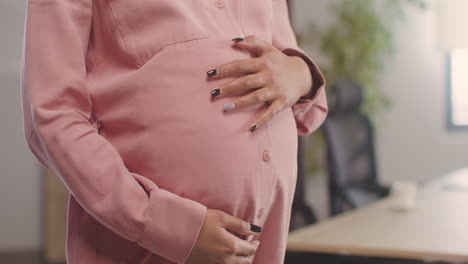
0,0,42,252
1,0,467,255
293,0,468,219
293,0,468,184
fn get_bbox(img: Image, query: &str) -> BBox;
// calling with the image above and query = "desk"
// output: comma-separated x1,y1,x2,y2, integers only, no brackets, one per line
287,168,468,263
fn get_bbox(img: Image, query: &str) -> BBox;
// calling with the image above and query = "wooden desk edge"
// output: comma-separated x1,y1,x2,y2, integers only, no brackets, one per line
287,241,468,263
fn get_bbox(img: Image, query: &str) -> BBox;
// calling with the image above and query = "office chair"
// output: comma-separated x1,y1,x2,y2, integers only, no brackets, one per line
322,79,390,216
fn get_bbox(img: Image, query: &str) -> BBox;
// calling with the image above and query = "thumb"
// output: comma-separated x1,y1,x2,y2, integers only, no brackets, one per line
232,35,274,57
222,213,262,236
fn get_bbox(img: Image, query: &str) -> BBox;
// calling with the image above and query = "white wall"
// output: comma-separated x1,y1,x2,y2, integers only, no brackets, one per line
375,1,468,183
0,0,42,251
293,0,468,186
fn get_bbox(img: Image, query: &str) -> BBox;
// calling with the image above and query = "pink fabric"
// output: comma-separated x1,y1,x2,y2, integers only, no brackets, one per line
20,0,327,263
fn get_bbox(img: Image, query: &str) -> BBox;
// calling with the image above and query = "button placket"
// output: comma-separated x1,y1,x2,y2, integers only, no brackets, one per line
262,149,271,162
256,130,267,223
262,121,276,214
253,114,276,225
91,119,103,134
257,208,264,219
96,120,103,134
215,0,225,9
238,0,246,36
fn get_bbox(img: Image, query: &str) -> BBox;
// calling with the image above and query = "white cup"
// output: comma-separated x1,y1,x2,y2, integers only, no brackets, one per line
389,180,418,212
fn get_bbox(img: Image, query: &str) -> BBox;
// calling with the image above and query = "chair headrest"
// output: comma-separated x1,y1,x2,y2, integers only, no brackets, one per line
329,79,364,115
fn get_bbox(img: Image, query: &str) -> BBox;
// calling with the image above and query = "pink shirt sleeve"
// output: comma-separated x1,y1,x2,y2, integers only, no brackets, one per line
271,0,328,136
20,1,206,263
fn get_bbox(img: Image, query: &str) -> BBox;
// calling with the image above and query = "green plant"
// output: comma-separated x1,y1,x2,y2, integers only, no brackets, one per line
299,0,426,116
297,0,427,175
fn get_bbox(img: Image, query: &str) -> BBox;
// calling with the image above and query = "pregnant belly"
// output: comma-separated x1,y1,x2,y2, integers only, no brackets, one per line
93,37,298,217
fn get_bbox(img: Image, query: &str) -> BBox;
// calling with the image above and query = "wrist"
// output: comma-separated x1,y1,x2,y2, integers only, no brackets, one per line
290,55,314,99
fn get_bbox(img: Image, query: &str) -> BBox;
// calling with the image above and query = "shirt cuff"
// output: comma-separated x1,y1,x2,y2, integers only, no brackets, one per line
133,172,207,264
280,47,328,136
281,47,326,104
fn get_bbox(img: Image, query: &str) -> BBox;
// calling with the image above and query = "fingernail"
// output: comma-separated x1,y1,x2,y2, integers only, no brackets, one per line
207,69,218,78
250,124,259,133
223,103,235,111
210,89,221,97
232,37,244,42
250,224,262,233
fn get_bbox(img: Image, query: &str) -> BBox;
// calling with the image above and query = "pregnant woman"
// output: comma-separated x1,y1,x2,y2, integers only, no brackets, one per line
20,0,327,263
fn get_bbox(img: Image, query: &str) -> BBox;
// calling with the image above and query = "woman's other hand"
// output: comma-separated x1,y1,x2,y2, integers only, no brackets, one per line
207,35,314,132
186,209,261,264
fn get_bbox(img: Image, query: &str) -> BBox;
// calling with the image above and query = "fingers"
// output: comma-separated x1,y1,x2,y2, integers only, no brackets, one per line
223,238,260,264
205,35,276,80
249,99,284,132
225,253,254,264
220,214,261,262
210,72,270,99
225,235,258,256
225,240,260,264
207,57,264,80
205,35,286,133
200,210,261,264
236,240,260,256
221,211,262,236
232,35,275,57
222,88,275,112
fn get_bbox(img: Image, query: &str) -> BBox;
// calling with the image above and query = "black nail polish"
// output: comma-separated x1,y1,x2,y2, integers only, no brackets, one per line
250,224,262,233
207,69,218,78
250,124,259,133
232,37,244,42
210,89,221,97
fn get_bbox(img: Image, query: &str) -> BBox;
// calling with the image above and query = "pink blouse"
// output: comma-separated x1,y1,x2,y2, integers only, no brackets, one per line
20,0,327,263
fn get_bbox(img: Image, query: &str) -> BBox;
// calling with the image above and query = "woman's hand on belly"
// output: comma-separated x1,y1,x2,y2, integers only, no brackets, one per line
186,209,261,264
206,35,314,133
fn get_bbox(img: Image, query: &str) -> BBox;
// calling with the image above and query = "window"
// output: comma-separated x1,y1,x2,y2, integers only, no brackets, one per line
449,48,468,128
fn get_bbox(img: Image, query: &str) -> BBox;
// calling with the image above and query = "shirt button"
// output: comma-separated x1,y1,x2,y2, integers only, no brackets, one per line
95,120,103,134
258,208,264,219
262,150,271,162
215,0,225,8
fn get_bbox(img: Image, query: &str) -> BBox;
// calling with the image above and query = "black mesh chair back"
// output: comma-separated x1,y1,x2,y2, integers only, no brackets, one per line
323,79,389,216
